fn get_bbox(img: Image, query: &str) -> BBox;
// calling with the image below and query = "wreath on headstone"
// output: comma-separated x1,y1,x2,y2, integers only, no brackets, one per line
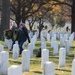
4,29,12,39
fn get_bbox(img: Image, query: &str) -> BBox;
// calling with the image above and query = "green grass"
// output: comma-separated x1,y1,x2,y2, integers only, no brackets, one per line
0,40,75,75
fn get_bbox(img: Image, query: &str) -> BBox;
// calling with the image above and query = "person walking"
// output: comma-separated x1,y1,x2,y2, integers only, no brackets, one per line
17,22,30,54
10,21,18,50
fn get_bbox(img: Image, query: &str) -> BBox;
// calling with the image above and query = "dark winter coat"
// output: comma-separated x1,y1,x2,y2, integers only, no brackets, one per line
11,26,18,40
17,27,30,43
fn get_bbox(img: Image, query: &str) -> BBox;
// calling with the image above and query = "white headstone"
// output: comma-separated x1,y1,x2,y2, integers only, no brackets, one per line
54,41,58,55
13,44,19,60
8,65,22,75
33,34,37,44
22,50,30,72
29,31,33,39
4,38,8,47
35,31,39,38
57,32,60,39
22,40,28,49
51,37,55,48
54,34,56,40
43,62,55,75
0,44,4,52
60,34,63,39
47,33,50,41
63,34,67,42
59,48,66,67
41,49,49,69
41,42,46,50
69,32,74,46
72,59,75,75
15,41,18,44
60,37,64,47
52,32,54,37
0,51,9,75
69,37,72,47
7,39,12,50
50,32,52,39
28,43,33,58
31,38,35,49
68,32,71,39
41,37,45,42
72,32,74,41
65,40,70,54
69,32,74,43
41,32,43,40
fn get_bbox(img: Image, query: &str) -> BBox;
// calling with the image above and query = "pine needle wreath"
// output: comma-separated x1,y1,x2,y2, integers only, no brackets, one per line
4,29,12,39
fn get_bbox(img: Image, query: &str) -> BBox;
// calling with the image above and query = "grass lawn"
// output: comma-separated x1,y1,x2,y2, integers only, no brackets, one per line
0,39,75,75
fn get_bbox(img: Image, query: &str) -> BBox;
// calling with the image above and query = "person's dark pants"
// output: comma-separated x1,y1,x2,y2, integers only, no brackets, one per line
11,39,15,50
18,41,25,54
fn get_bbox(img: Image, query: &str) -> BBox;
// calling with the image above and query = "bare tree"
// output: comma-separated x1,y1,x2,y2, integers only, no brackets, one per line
27,16,36,30
0,0,10,40
10,0,47,26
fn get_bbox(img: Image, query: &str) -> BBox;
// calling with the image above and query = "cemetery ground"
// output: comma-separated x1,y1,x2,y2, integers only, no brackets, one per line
0,39,75,75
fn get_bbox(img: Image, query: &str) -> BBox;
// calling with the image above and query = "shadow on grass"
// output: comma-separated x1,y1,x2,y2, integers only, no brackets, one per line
33,71,42,74
30,58,41,64
71,46,75,49
68,54,74,57
9,60,21,65
9,51,12,54
33,49,39,55
35,43,41,47
56,68,71,72
14,61,21,64
33,71,58,75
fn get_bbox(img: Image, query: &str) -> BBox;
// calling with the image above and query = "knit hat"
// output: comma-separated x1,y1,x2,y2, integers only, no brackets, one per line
20,22,25,27
12,21,17,27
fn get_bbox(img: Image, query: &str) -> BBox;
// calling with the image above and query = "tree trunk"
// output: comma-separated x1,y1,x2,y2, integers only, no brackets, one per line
38,24,44,38
30,26,32,31
0,0,10,40
71,0,75,33
38,28,41,39
15,14,21,27
22,16,26,23
15,0,21,27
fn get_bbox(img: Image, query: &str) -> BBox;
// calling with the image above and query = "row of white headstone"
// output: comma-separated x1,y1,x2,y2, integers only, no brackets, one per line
0,32,75,75
41,35,70,56
47,32,74,53
41,47,66,68
0,49,55,75
41,48,75,75
0,49,75,75
46,32,64,48
46,32,71,40
0,31,38,75
41,32,59,56
41,33,57,53
40,32,75,75
0,50,30,75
